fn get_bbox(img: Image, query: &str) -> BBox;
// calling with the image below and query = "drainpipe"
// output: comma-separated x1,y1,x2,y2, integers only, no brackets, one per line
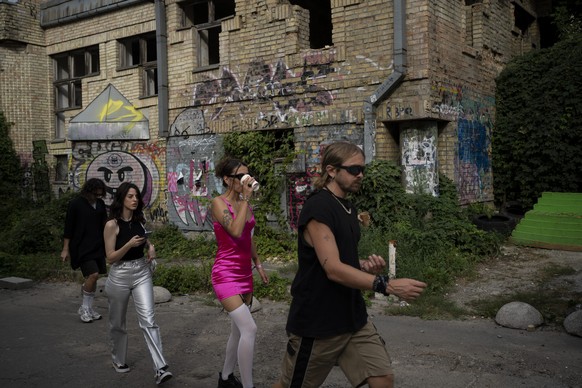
363,0,407,163
155,0,169,137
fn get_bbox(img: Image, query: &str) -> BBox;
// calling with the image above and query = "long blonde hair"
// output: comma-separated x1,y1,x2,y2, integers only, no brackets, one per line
313,141,364,190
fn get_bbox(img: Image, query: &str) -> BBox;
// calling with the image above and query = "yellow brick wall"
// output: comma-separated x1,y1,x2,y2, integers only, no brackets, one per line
2,0,543,210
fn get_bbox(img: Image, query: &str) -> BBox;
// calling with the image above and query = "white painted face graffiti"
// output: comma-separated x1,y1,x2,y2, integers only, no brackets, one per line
86,151,149,206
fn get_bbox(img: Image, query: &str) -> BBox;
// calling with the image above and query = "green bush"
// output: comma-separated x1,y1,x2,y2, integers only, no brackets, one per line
253,228,297,261
222,130,296,232
253,272,291,302
153,260,213,294
0,252,78,281
493,34,582,208
0,192,72,255
355,162,501,295
149,224,216,261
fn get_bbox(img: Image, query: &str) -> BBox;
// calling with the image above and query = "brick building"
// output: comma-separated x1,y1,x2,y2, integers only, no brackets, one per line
0,0,548,231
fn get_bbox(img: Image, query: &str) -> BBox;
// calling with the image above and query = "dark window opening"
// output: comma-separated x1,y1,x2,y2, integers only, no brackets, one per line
118,33,158,97
55,155,68,182
179,0,235,67
514,4,535,35
290,0,333,49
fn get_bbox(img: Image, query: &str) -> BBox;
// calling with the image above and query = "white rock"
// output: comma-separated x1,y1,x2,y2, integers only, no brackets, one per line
495,301,543,329
153,286,172,304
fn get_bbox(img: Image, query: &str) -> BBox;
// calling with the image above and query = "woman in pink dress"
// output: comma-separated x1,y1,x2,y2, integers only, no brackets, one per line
211,157,269,388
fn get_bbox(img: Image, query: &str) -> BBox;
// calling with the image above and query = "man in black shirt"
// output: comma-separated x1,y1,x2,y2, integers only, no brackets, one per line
61,178,107,323
275,142,427,388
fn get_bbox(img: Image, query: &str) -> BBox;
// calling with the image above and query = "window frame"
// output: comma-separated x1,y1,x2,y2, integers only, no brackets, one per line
54,155,69,183
51,45,100,140
118,33,158,97
179,0,235,69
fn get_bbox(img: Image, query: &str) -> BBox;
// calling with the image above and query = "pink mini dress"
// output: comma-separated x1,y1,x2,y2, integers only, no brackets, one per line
211,198,256,301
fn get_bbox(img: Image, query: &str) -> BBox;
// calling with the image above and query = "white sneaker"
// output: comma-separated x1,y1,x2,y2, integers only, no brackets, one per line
77,306,93,323
89,308,102,320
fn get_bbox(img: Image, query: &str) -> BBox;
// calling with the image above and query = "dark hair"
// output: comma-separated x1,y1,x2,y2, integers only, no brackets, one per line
314,141,365,190
108,182,146,224
80,178,105,198
214,157,248,187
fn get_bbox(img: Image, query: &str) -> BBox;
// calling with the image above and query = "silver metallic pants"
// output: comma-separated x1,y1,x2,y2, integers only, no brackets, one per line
105,257,167,371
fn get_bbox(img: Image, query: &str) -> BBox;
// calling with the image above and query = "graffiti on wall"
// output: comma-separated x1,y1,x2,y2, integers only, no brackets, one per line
166,123,223,231
457,119,492,203
287,172,316,230
401,126,438,196
69,84,149,141
70,141,165,222
432,82,494,203
170,108,210,138
191,57,335,129
284,133,364,229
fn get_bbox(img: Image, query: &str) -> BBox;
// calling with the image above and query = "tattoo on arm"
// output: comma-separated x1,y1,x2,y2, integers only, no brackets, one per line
222,209,232,227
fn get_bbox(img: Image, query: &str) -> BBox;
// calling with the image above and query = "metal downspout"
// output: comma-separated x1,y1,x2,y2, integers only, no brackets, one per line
155,0,169,137
363,0,407,163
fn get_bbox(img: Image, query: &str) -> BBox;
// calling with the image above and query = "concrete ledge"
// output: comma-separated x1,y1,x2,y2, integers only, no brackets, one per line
0,277,34,290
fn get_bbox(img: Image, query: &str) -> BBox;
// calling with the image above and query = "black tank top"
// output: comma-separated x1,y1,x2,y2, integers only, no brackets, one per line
115,219,146,261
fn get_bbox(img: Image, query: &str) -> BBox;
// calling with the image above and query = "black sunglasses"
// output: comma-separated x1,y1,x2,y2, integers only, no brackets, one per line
227,173,246,180
335,165,365,176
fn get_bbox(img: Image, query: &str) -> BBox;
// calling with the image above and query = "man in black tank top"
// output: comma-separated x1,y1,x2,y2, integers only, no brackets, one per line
275,142,427,388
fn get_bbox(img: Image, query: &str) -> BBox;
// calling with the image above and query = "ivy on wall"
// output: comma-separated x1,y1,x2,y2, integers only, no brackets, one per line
222,130,295,233
492,35,582,209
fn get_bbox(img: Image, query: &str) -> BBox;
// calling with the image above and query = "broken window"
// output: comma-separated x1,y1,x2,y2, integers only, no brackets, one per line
513,3,535,36
289,0,333,49
118,33,158,96
55,155,68,182
52,45,100,139
179,0,235,68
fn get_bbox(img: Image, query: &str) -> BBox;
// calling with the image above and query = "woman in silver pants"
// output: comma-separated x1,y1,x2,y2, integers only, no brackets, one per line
104,182,173,385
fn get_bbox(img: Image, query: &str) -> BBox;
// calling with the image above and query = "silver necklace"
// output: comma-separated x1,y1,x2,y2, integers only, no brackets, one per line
324,188,352,214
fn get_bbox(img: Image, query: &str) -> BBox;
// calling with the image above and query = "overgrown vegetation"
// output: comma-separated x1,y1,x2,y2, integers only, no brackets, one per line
0,125,505,311
492,4,582,209
0,112,25,232
352,160,502,317
222,130,296,232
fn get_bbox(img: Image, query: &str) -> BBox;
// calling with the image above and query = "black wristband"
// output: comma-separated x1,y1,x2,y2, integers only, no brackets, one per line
373,275,390,296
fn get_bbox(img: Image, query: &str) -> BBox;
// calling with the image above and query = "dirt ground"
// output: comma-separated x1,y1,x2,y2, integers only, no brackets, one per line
447,244,582,315
1,244,581,387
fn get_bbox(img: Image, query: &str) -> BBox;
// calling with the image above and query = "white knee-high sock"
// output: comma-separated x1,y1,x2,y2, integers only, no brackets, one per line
226,303,257,388
221,318,241,378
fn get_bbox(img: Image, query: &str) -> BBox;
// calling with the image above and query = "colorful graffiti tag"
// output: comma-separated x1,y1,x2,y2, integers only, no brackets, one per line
191,58,335,129
70,141,164,221
165,129,222,231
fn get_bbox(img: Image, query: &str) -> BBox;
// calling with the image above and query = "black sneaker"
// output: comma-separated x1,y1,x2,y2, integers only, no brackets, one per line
155,365,173,385
218,372,243,388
